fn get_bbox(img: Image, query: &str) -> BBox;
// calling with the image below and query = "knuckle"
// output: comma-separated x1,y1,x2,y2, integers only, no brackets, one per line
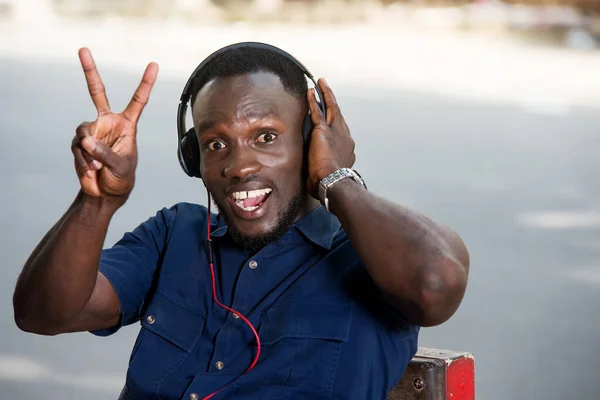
81,150,94,162
77,155,88,167
90,143,101,158
73,153,88,170
88,79,105,95
75,122,91,137
88,82,105,94
132,93,146,105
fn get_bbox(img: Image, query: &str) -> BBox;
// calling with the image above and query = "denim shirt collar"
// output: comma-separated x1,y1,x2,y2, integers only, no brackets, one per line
210,206,340,250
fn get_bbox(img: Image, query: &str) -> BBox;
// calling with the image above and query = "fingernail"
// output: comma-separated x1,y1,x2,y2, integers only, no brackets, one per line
91,160,102,170
86,170,94,179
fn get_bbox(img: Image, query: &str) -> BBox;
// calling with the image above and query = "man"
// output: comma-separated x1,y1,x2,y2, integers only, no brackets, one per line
12,44,470,400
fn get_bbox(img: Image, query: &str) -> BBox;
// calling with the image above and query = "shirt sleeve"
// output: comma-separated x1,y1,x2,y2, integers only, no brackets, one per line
90,206,176,337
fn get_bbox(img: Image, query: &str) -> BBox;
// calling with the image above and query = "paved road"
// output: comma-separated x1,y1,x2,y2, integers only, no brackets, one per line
1,56,600,400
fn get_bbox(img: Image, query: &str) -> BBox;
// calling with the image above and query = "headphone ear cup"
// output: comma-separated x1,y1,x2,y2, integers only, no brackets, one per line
302,112,313,145
180,128,202,178
301,112,313,174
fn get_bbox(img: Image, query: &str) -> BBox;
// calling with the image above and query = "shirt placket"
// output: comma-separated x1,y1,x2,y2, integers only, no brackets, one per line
206,249,267,375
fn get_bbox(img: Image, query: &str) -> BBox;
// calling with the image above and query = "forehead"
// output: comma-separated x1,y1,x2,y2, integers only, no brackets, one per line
191,72,303,124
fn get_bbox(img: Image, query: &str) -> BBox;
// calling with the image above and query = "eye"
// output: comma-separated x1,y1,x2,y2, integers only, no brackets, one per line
257,132,278,143
207,140,226,151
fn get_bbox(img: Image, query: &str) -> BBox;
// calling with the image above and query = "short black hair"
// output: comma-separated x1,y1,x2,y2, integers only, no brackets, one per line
188,46,309,107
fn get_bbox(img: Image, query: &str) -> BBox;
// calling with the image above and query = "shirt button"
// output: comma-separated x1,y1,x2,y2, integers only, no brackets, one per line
189,393,198,400
146,315,155,324
215,361,225,370
249,260,258,269
232,313,240,319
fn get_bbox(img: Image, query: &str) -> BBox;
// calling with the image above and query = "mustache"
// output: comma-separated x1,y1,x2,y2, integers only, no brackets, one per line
235,174,269,185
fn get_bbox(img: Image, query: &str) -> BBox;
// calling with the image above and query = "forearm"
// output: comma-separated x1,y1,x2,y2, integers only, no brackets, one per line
327,179,469,326
13,191,124,333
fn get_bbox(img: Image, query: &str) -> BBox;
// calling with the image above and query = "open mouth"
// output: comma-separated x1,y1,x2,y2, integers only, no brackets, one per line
228,188,273,217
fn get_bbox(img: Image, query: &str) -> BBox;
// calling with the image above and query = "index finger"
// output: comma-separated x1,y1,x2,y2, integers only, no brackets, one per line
307,88,326,126
78,48,110,115
317,78,339,125
122,62,159,124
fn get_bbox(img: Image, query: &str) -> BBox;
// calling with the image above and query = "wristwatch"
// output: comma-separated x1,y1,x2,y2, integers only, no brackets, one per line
318,168,367,212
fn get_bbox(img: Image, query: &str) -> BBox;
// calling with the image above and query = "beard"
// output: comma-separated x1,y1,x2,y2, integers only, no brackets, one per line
213,189,304,251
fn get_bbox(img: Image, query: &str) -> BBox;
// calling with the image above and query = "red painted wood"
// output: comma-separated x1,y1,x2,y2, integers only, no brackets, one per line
445,355,475,399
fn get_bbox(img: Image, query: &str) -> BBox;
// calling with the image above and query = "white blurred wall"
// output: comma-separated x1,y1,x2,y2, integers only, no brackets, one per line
1,0,599,110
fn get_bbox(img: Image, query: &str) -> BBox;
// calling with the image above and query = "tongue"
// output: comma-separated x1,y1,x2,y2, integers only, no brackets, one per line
243,193,268,208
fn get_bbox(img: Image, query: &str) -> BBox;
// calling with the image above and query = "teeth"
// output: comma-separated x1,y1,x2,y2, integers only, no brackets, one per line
232,188,272,212
232,188,272,200
235,202,259,212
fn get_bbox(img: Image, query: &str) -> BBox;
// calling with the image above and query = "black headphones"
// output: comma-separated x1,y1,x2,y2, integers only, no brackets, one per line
176,42,327,179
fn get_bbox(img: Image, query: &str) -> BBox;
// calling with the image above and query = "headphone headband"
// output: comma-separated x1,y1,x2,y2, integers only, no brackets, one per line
176,41,325,178
179,42,316,103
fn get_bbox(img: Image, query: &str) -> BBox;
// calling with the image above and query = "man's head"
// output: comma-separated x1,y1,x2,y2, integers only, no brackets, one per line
189,46,318,250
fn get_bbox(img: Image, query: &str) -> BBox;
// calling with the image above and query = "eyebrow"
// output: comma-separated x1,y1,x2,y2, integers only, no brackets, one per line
195,120,219,136
195,110,281,137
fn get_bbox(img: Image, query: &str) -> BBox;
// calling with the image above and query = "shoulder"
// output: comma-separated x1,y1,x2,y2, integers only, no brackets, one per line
158,202,224,241
155,202,213,227
130,202,214,243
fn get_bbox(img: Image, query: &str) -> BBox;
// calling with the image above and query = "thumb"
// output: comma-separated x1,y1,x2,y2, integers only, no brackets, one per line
80,136,123,171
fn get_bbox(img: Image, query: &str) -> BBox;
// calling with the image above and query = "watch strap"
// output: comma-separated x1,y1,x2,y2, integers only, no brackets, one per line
318,168,367,212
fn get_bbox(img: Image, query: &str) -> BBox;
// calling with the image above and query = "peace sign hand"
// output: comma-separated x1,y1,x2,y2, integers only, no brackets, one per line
71,48,159,200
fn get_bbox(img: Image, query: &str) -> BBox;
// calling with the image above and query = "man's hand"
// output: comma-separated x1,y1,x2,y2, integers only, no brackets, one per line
72,48,159,199
305,78,356,199
307,78,470,327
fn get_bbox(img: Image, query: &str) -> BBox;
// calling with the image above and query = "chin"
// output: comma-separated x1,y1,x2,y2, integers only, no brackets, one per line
216,190,304,251
228,223,286,251
231,218,279,240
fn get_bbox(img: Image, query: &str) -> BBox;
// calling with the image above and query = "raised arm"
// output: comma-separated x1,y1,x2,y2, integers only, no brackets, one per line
306,78,470,327
13,48,158,335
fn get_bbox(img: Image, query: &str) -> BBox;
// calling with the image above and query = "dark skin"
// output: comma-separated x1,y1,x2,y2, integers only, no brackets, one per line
192,72,319,238
195,74,469,326
12,48,158,334
305,81,470,326
13,48,469,336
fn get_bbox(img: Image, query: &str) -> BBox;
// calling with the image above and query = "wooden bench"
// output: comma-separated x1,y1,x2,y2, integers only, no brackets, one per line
388,348,475,400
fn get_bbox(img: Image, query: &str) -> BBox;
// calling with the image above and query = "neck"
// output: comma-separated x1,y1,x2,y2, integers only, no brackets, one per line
294,195,321,224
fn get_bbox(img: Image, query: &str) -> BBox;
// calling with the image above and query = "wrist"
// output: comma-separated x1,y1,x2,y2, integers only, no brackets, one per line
325,178,361,215
76,190,127,217
318,168,367,212
315,165,341,183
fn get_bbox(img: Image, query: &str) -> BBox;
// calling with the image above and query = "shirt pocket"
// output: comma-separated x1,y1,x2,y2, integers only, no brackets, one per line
252,301,353,400
125,290,206,398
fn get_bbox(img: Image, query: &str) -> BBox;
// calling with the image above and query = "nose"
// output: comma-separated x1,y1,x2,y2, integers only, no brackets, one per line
222,145,263,180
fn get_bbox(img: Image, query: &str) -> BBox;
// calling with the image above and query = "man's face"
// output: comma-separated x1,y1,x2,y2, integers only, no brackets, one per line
192,72,308,249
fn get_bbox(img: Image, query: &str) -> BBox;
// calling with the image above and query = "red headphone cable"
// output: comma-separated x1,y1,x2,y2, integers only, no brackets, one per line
202,188,261,399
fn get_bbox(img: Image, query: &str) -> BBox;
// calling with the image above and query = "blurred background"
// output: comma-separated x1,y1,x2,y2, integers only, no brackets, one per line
1,0,600,399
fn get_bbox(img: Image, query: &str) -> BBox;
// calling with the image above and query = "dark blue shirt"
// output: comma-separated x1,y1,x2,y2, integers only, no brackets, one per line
92,203,419,400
